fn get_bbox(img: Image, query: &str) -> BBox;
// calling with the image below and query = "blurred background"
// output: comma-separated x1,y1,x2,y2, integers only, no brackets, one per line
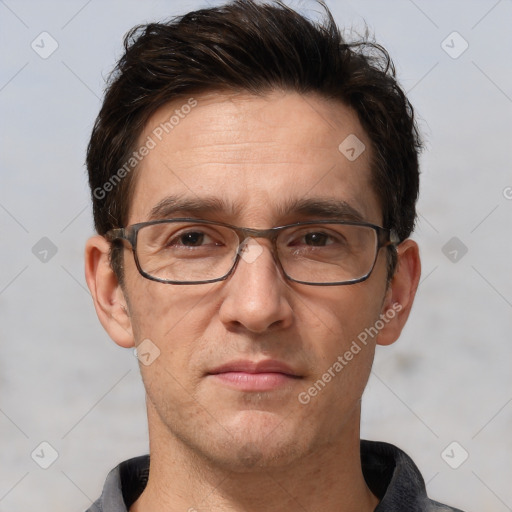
1,0,511,510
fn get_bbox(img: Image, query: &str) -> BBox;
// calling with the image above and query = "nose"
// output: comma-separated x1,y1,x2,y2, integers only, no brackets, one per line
218,238,294,334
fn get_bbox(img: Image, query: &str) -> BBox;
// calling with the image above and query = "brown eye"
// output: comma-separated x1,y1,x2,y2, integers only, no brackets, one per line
171,231,207,247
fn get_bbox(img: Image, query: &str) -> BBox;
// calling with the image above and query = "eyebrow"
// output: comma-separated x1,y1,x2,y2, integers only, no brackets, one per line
147,194,365,223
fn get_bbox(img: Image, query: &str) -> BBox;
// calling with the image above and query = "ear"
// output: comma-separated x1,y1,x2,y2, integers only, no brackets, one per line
84,235,135,348
376,239,421,346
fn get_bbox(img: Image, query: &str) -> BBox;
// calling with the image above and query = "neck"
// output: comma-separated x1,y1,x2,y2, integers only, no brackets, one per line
130,403,379,512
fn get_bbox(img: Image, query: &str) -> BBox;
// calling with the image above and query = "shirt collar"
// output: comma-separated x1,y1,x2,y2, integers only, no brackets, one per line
88,440,461,512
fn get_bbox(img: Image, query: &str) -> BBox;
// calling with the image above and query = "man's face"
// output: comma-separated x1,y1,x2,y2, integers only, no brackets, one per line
117,90,393,469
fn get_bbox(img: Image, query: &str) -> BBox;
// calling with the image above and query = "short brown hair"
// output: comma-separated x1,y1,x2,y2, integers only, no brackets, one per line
86,0,422,285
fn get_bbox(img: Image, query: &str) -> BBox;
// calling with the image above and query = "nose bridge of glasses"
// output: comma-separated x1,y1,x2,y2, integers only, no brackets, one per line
236,226,280,249
234,226,282,265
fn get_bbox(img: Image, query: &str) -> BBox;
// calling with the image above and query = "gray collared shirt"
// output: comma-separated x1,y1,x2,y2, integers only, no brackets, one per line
85,440,465,512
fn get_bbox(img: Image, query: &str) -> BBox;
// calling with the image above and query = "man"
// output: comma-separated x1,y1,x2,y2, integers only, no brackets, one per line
84,1,464,510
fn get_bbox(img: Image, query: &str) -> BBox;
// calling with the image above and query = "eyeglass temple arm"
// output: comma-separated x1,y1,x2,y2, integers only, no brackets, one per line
383,228,400,246
105,228,129,243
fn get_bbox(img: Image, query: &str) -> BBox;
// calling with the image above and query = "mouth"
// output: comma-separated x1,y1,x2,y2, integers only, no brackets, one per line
206,359,302,392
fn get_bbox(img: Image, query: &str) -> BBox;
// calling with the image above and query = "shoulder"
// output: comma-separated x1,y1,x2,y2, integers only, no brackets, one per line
85,455,150,512
361,440,466,512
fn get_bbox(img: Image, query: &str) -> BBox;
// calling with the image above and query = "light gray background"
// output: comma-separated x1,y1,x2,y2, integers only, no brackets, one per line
1,0,511,510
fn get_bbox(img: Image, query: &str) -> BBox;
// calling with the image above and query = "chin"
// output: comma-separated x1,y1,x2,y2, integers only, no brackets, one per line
204,410,309,471
210,437,304,473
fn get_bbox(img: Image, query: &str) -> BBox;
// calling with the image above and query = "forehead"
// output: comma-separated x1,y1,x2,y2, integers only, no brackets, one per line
128,90,380,227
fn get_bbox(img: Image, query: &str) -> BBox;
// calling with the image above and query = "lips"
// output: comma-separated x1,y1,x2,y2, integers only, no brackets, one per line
207,359,302,391
208,359,300,377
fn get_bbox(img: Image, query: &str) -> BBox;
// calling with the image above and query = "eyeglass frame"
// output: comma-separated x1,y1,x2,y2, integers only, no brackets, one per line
105,218,400,286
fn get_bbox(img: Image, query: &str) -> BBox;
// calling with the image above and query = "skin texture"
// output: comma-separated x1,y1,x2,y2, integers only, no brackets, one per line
85,90,421,512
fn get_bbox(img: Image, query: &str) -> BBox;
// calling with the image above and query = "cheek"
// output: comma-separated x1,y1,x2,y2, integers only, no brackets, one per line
124,252,213,336
124,277,217,388
299,283,386,396
128,283,209,409
308,281,385,349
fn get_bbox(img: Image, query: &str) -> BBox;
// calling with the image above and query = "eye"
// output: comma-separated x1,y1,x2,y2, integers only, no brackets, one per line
301,232,335,246
166,229,219,248
288,228,346,248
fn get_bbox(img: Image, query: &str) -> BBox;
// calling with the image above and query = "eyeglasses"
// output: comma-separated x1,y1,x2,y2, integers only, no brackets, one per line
106,218,399,286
